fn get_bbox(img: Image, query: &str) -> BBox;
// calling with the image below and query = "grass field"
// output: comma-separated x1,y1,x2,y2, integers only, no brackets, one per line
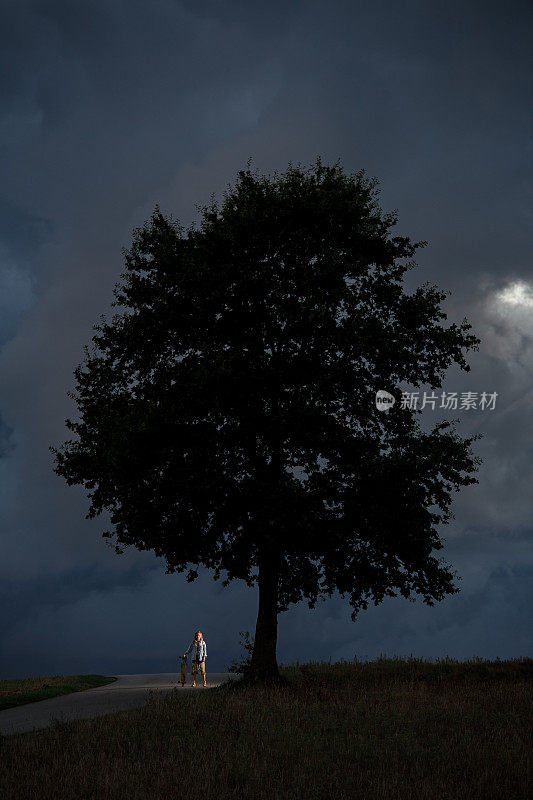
0,655,531,800
0,675,117,711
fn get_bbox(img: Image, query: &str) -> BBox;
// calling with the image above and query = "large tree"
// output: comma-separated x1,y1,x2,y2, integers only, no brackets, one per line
50,158,482,682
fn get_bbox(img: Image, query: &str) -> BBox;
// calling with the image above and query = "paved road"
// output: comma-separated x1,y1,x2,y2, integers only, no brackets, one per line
0,673,240,736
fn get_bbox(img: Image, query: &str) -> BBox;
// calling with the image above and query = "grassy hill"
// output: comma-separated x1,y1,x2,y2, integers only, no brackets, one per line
0,675,117,711
0,655,531,800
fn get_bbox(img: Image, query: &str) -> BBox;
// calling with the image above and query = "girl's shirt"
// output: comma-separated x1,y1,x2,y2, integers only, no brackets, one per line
185,639,207,661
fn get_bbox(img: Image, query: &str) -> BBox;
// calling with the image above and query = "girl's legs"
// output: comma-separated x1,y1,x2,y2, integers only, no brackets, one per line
192,659,206,686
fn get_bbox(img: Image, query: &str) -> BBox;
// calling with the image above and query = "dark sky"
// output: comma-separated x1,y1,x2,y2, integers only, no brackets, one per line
0,0,532,677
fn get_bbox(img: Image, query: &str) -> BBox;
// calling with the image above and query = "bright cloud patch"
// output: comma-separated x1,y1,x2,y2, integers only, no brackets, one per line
479,279,533,370
496,280,533,309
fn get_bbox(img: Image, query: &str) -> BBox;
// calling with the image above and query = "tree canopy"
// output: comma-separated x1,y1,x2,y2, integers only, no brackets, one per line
50,157,482,681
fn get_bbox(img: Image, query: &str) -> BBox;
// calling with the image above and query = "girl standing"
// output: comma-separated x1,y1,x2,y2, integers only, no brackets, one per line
182,630,207,687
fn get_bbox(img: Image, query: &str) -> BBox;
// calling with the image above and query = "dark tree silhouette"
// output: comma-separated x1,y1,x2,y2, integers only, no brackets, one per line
50,158,482,682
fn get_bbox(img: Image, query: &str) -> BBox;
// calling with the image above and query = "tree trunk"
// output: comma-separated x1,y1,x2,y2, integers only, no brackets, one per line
249,542,281,682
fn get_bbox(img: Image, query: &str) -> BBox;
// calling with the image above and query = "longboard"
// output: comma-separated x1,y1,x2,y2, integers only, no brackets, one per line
180,656,187,686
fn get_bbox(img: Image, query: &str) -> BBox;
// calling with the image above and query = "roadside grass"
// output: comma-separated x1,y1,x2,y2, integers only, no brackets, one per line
0,655,531,800
0,675,117,710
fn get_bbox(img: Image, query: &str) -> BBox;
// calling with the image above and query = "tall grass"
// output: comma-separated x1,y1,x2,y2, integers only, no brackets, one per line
0,655,531,800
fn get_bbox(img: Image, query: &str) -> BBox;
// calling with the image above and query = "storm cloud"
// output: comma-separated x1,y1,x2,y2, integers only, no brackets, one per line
0,0,531,676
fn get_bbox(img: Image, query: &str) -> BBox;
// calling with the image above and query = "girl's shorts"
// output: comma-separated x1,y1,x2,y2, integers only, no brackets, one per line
191,660,206,676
